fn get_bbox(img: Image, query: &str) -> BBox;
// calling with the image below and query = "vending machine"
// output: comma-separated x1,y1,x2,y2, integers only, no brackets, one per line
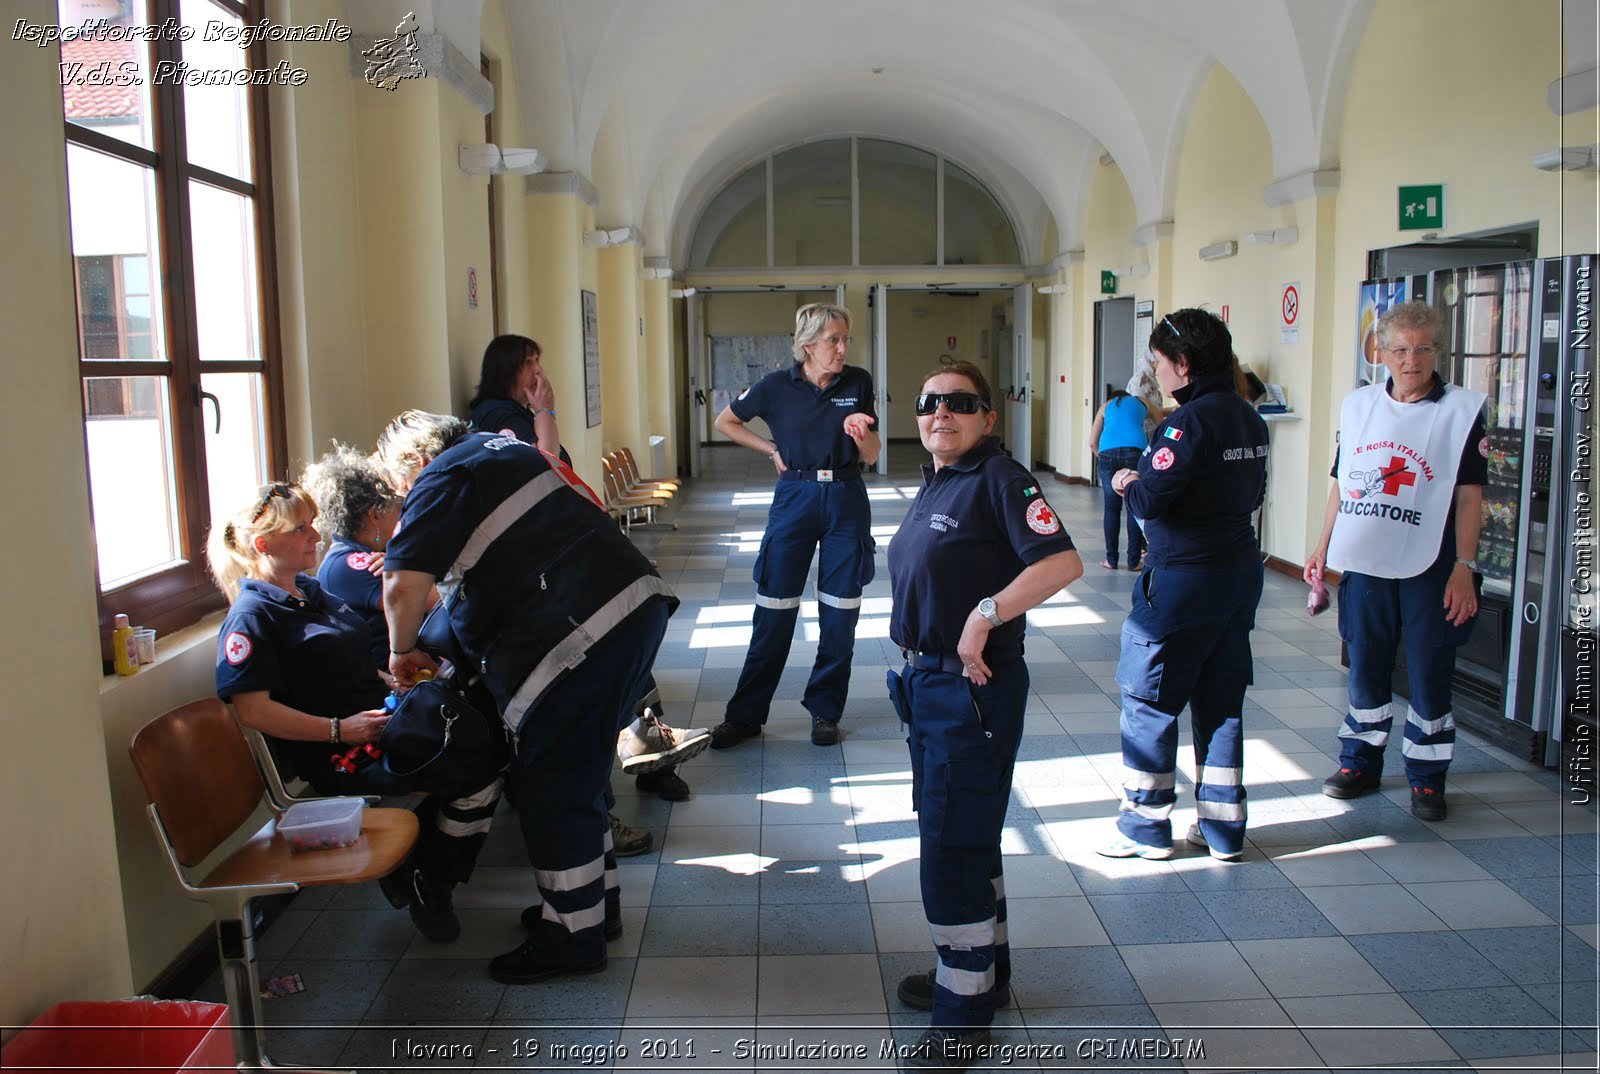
1401,255,1593,760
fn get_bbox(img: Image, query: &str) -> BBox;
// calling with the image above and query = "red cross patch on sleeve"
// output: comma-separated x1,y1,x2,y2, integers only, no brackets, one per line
224,631,253,665
1151,446,1176,471
1478,436,1489,458
1025,498,1061,535
345,551,373,571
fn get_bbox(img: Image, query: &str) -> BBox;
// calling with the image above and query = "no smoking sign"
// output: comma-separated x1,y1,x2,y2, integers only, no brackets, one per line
1280,281,1301,343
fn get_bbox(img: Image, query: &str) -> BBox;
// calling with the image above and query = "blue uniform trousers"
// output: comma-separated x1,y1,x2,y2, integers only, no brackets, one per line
726,479,873,727
1097,448,1146,569
509,601,669,958
1336,561,1477,791
889,660,1027,1028
1116,561,1262,855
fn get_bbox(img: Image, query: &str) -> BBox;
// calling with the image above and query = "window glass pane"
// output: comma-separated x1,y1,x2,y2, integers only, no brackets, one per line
859,139,936,266
180,0,253,182
692,162,767,268
773,140,851,267
944,160,1019,265
67,143,166,362
201,372,268,529
189,180,261,361
84,375,181,585
58,0,155,151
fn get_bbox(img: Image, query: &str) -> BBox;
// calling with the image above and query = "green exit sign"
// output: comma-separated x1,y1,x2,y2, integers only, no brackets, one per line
1100,270,1118,295
1398,184,1445,230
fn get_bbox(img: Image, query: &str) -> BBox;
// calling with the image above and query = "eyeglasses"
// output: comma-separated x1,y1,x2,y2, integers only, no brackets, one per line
819,334,852,348
1384,345,1437,361
915,391,991,416
250,482,293,524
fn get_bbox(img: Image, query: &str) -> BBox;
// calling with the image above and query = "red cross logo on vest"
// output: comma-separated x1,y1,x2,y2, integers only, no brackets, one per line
1380,455,1417,497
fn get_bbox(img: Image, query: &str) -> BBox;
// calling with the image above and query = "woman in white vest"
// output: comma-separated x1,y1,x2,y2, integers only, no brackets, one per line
1303,301,1487,822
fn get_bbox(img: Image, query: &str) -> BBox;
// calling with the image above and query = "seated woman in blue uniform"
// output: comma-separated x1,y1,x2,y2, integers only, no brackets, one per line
376,411,677,985
465,335,709,819
207,482,503,943
1097,308,1269,863
300,445,411,670
709,302,881,750
887,360,1082,1069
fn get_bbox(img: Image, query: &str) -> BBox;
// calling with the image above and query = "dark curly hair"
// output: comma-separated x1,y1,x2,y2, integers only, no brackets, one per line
300,444,400,542
1148,308,1233,379
469,334,540,410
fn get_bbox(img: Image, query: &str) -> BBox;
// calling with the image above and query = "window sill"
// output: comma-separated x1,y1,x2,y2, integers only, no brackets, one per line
99,608,227,695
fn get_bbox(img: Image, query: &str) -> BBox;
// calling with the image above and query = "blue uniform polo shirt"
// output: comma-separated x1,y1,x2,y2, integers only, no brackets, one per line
469,397,572,466
215,575,387,777
1330,373,1488,571
316,536,387,668
1126,374,1269,570
729,362,877,471
888,437,1076,661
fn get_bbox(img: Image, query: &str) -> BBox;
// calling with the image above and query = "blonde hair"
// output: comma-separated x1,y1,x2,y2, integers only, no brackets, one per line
792,303,852,363
206,482,318,602
301,444,399,545
374,410,469,488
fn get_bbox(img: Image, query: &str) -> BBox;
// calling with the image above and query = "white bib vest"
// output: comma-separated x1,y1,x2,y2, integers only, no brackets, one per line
1326,381,1486,579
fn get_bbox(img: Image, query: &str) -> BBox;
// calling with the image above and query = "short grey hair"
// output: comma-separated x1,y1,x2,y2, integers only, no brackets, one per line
375,410,470,485
1375,300,1446,352
300,444,400,542
792,302,852,362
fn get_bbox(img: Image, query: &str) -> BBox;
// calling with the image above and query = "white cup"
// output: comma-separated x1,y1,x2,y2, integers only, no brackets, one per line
133,628,157,665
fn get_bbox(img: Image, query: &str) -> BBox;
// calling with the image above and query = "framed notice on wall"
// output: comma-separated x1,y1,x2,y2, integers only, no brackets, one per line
581,289,601,428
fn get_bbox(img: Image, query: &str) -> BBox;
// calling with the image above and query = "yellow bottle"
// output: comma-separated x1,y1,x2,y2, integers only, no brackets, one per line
112,613,138,676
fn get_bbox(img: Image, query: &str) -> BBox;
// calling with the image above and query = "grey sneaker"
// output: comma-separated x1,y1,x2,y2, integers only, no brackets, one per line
1185,823,1244,862
617,708,711,774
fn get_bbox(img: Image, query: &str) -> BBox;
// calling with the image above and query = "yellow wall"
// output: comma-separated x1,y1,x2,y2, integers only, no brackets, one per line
0,0,136,1028
1066,164,1140,480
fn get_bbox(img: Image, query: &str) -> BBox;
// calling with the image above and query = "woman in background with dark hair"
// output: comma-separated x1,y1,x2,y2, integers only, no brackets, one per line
1088,387,1149,570
469,334,560,457
1098,308,1269,863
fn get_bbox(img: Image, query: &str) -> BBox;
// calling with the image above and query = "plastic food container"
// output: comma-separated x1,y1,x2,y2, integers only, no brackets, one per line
277,796,365,852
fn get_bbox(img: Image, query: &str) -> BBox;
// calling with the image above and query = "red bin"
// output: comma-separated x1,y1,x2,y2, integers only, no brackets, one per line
2,1001,231,1072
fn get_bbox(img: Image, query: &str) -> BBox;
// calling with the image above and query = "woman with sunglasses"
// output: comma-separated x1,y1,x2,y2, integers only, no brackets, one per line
1305,300,1486,822
886,361,1082,1065
709,302,880,750
1097,308,1269,863
207,482,503,943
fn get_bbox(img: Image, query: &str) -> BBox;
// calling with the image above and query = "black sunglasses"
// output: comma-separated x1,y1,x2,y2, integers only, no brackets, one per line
915,391,991,416
250,481,294,524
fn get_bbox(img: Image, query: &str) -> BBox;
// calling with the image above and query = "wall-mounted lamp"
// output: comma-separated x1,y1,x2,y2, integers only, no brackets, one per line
584,226,643,248
1198,240,1239,262
1036,283,1069,295
640,267,674,281
459,143,547,175
668,287,696,299
1241,228,1299,247
1531,144,1599,171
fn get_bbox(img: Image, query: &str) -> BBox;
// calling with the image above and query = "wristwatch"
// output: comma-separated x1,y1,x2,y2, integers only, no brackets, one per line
977,596,1003,627
1455,556,1481,572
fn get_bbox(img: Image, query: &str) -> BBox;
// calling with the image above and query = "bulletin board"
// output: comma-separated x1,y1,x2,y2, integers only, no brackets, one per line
709,334,793,393
582,289,601,428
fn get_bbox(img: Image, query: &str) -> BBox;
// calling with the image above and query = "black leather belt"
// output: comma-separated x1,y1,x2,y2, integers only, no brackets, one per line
780,465,861,483
900,647,1022,676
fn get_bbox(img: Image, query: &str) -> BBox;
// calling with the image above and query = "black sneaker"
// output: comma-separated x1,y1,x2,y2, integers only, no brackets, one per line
609,813,653,857
521,889,622,941
897,969,1010,1012
1410,786,1447,822
636,765,692,801
408,867,460,943
901,1027,992,1070
1321,766,1381,799
709,720,761,749
810,719,841,746
489,921,607,985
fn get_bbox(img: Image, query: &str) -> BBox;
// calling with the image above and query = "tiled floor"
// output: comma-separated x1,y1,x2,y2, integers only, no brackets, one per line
210,449,1598,1071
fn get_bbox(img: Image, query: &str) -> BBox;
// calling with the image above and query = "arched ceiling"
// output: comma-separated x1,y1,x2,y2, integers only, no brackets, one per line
502,0,1371,265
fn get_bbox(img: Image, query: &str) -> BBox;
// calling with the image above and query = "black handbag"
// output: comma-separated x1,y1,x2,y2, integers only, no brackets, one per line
377,677,508,794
